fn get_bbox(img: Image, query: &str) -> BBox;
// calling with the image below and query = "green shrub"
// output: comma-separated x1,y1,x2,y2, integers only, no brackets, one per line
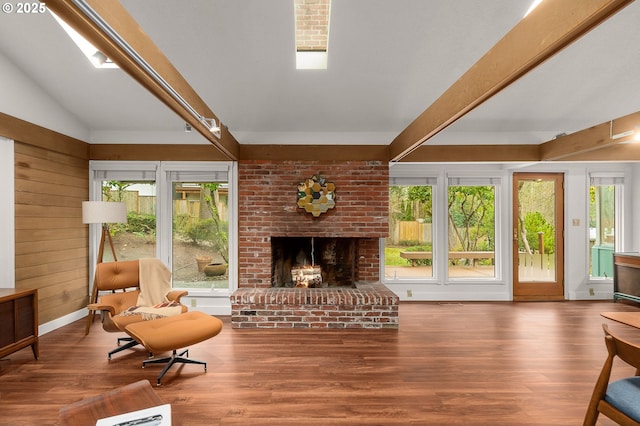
111,212,156,236
390,244,433,266
184,219,215,244
173,214,190,235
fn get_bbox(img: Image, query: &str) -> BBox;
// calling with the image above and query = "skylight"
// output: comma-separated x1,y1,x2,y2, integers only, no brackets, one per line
524,0,544,17
50,10,118,69
294,0,331,70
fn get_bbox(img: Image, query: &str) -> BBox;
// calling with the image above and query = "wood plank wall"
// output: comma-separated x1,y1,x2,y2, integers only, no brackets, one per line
2,113,90,324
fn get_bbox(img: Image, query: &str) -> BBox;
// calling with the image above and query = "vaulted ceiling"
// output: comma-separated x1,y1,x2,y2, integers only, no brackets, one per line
1,0,639,162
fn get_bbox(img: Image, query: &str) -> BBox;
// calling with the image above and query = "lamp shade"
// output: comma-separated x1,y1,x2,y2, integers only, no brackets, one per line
82,201,127,224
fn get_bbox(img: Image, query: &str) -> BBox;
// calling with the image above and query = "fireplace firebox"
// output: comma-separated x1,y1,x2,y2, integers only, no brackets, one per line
271,237,357,288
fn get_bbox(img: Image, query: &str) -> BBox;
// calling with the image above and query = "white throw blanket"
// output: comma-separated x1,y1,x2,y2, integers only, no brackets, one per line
137,257,172,306
130,258,183,319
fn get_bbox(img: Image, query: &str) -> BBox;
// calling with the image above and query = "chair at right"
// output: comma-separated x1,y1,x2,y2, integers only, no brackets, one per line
584,323,640,426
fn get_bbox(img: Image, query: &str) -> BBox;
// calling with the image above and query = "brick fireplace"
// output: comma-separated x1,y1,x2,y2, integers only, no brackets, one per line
231,160,398,329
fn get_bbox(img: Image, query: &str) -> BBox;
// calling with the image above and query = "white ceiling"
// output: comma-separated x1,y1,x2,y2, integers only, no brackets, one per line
1,0,639,148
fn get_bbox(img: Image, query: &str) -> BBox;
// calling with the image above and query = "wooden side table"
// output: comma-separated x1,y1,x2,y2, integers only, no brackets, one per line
601,311,640,329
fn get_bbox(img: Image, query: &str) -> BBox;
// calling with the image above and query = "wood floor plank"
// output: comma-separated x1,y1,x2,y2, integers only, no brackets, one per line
1,301,636,425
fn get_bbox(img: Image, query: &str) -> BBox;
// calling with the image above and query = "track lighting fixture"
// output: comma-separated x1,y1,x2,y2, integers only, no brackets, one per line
610,120,639,141
184,118,221,138
202,117,221,138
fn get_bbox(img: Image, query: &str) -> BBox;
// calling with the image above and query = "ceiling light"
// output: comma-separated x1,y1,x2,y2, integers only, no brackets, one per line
184,123,192,133
202,117,221,138
50,10,118,69
610,121,640,141
90,51,116,68
612,130,634,140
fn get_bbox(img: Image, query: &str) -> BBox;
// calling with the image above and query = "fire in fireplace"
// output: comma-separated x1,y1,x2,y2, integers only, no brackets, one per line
271,237,357,288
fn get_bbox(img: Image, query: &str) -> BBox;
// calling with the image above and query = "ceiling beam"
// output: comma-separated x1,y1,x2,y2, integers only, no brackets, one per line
540,110,640,160
89,144,231,161
388,0,635,162
45,0,240,160
552,143,640,161
399,144,540,163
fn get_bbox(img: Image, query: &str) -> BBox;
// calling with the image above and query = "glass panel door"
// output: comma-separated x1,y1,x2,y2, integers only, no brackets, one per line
513,173,564,300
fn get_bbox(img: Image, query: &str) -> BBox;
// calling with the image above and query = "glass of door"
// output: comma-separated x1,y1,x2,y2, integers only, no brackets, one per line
513,173,564,300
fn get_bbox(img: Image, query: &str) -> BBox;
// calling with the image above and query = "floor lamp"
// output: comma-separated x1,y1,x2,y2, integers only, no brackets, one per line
82,201,127,335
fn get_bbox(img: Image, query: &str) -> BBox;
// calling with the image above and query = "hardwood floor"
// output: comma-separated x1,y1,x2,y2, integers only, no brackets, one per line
1,301,637,425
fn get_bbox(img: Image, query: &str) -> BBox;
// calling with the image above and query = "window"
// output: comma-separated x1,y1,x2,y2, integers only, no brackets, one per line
589,174,623,279
385,177,435,280
385,174,501,282
90,161,236,291
447,178,497,278
101,180,157,262
167,169,230,289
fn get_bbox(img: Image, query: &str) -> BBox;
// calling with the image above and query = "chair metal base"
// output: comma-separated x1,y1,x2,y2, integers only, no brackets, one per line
108,337,140,360
142,349,207,386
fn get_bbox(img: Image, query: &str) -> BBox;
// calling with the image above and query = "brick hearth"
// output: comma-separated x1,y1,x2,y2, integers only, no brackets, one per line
231,282,398,329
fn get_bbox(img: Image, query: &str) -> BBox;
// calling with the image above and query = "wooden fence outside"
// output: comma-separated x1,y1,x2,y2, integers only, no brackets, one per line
389,221,432,245
116,193,227,221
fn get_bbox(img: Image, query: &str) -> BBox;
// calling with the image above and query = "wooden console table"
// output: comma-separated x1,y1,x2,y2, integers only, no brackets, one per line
613,253,640,303
0,288,38,359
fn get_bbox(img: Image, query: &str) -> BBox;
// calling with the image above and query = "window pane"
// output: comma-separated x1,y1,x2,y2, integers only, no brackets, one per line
172,182,229,289
589,185,615,278
516,179,557,282
385,185,433,280
101,181,156,262
448,185,495,278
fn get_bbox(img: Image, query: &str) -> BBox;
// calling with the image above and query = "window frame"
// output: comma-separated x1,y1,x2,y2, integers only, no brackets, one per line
384,176,439,283
383,167,505,286
445,175,502,282
587,172,624,281
89,160,237,295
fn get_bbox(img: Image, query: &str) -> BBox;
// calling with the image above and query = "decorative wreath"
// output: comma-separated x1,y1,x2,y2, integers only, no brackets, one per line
297,174,336,217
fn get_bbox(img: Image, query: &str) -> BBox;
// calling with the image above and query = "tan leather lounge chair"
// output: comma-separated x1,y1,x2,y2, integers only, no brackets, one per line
87,259,187,359
125,311,224,385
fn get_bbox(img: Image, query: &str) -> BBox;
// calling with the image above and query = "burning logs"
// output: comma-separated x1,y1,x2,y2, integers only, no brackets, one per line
292,265,322,288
